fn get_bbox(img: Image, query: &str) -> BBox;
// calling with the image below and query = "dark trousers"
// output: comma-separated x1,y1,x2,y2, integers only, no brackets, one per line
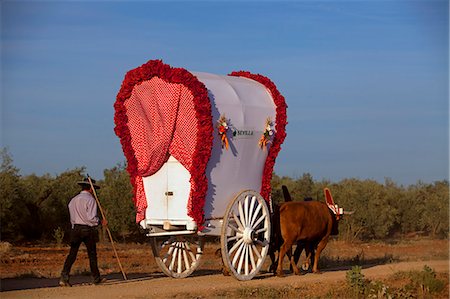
61,225,100,281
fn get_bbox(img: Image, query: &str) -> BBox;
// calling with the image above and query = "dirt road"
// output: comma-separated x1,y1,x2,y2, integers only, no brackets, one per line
2,259,448,299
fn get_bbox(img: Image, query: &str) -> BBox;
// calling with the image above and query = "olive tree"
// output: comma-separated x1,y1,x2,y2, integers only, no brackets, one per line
0,148,28,240
98,163,136,241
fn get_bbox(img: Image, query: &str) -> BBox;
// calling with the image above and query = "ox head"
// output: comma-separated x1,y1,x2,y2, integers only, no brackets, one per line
324,188,353,221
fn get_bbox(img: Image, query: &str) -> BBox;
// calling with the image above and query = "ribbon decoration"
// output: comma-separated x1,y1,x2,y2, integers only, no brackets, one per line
259,135,269,149
217,115,230,150
259,117,274,149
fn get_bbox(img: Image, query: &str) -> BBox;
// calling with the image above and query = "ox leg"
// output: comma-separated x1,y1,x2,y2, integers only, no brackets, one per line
276,240,294,277
302,244,315,271
288,247,301,275
292,242,304,274
268,245,277,274
312,237,329,274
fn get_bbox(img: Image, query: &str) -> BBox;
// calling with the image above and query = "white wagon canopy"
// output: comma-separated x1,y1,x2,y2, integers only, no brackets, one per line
114,59,287,232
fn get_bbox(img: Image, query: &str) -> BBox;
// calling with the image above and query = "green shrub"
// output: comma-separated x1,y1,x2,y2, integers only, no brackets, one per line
346,265,367,297
53,227,65,248
408,265,445,296
367,280,392,299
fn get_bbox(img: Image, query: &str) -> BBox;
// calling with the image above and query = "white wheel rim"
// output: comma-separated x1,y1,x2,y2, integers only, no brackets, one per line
152,236,203,278
222,190,271,280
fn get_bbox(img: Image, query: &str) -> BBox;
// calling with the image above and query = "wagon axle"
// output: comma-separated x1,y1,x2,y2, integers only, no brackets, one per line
242,227,255,245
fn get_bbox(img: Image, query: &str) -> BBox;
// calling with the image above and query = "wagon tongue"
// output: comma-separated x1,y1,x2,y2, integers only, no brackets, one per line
324,188,343,219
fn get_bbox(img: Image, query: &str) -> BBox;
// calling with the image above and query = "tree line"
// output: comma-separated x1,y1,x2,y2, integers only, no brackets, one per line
1,148,448,243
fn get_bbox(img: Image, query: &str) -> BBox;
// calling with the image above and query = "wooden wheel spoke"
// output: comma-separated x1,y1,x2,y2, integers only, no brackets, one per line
236,243,246,274
177,243,182,273
249,244,256,270
250,203,262,227
162,242,176,263
244,195,249,226
238,201,246,227
248,196,256,226
229,238,244,255
244,244,249,275
253,212,266,229
184,241,196,262
231,212,244,232
251,244,262,260
255,227,268,234
169,243,179,271
161,237,174,249
227,235,241,242
232,242,245,268
182,243,190,270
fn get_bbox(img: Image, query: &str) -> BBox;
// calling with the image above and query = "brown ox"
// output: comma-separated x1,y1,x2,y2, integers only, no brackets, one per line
276,199,340,276
269,186,315,274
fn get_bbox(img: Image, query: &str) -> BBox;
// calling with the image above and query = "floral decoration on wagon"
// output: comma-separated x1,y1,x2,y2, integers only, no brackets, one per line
259,117,274,149
217,114,230,150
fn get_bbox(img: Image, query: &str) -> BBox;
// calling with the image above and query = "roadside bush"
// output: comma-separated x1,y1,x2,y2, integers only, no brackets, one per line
53,227,65,248
346,265,446,299
407,265,445,296
367,281,392,299
346,265,367,298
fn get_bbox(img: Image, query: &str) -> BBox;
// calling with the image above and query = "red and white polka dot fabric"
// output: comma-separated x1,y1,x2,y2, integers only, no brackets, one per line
124,77,197,222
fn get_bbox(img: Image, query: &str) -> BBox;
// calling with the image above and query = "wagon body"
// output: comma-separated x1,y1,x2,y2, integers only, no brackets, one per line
114,60,287,280
140,72,276,233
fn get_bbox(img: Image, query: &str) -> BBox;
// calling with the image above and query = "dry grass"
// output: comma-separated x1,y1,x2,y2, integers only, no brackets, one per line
0,238,448,280
0,242,13,258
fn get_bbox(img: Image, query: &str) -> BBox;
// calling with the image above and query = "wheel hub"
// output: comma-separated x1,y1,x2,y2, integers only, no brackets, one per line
242,227,254,244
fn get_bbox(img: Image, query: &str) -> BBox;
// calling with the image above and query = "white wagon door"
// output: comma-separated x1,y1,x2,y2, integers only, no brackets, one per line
143,156,192,224
166,158,191,220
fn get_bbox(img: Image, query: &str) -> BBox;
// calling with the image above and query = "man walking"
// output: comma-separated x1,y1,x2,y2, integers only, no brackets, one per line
59,177,107,286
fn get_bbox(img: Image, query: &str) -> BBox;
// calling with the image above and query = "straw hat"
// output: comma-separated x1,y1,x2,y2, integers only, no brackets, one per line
77,177,100,189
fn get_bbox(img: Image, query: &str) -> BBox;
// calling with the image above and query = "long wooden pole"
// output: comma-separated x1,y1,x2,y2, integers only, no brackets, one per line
87,175,128,281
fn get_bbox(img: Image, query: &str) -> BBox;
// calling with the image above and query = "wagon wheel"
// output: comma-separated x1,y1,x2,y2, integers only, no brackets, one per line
221,190,271,281
151,235,203,278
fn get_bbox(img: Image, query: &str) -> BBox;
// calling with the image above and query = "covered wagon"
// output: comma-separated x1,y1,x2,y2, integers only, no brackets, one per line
114,59,287,280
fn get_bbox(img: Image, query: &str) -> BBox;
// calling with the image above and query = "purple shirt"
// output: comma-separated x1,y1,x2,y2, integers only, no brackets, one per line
68,191,99,228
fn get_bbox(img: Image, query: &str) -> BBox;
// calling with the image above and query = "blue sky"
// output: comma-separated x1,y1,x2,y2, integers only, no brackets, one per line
1,0,448,185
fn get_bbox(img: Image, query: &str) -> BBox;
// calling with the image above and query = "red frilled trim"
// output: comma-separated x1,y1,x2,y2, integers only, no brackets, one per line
228,71,287,202
114,59,213,230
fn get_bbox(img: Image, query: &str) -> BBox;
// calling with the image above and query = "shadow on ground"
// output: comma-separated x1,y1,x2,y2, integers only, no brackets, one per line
1,255,398,292
0,272,165,292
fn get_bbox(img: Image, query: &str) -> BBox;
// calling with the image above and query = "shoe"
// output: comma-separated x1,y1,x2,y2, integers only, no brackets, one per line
93,277,107,285
59,278,72,287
